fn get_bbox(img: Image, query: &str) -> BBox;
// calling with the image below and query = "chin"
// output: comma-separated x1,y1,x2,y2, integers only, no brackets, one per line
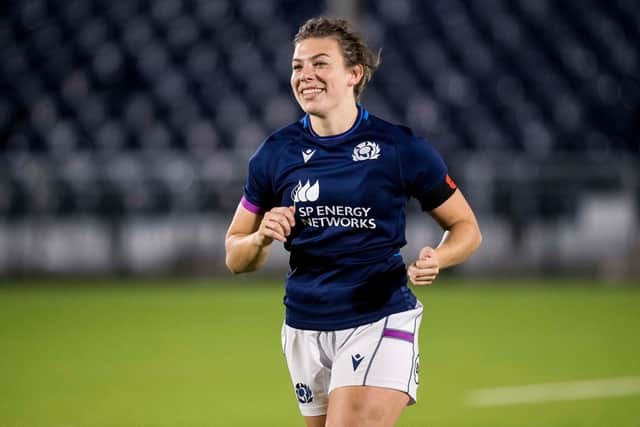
300,103,322,116
304,106,322,115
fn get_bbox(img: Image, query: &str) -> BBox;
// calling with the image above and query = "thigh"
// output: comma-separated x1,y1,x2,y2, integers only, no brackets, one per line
326,385,409,427
304,415,326,427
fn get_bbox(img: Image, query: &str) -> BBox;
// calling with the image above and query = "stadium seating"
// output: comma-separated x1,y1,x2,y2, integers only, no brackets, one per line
1,0,638,219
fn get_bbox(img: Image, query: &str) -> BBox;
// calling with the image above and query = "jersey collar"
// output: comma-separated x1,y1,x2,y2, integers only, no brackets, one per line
299,104,370,141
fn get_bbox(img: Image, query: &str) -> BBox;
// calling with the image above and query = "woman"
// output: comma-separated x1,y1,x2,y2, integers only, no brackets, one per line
225,17,482,427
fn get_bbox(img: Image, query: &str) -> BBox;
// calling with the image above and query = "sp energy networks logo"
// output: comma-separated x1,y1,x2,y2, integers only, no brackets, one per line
293,178,377,229
291,179,319,203
352,141,381,161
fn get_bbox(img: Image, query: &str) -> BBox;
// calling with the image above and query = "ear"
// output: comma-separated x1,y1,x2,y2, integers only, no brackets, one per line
347,64,364,87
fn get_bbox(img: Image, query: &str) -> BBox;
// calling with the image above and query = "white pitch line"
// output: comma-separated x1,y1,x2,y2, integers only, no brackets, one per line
465,376,640,407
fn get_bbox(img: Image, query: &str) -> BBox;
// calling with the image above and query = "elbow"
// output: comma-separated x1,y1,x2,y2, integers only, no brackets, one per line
472,225,483,253
225,260,240,275
225,254,244,275
224,242,241,274
225,253,256,275
224,256,235,274
224,233,265,274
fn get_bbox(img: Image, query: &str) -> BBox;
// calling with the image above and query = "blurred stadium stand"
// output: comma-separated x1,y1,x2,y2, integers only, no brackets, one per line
0,0,638,277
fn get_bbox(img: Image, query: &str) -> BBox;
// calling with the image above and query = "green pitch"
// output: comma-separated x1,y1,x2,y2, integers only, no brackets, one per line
1,277,639,427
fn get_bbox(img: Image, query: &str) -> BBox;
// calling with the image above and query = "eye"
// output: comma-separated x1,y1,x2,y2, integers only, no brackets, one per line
314,62,327,67
292,64,302,71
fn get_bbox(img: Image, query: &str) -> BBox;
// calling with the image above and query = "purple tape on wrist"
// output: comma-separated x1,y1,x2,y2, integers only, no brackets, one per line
241,196,265,215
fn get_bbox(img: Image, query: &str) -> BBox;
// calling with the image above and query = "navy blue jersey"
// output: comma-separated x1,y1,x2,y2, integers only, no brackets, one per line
242,105,456,330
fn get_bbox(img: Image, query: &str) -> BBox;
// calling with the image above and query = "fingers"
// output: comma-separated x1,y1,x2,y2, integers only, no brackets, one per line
258,206,296,244
408,246,440,286
407,262,439,286
414,256,438,269
418,246,435,260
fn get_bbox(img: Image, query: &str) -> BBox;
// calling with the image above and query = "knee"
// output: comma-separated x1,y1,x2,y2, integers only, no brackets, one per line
360,404,388,425
326,401,388,427
326,386,409,427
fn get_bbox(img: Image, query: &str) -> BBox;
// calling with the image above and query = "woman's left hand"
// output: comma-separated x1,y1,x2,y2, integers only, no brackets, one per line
407,246,440,286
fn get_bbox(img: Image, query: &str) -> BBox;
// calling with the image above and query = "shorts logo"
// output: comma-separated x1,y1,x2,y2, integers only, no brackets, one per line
351,353,365,371
291,179,319,203
295,383,313,404
414,354,420,384
352,141,381,161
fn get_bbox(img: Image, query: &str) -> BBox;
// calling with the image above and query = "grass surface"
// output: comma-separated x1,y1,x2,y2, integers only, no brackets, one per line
1,277,639,426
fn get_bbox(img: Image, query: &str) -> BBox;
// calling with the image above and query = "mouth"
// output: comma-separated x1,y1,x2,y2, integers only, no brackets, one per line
299,87,325,100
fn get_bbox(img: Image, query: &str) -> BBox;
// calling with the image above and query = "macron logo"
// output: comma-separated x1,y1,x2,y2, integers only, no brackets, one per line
302,148,316,163
351,353,365,371
291,180,319,203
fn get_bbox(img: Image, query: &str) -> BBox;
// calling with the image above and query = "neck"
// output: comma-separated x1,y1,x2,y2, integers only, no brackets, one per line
309,102,359,137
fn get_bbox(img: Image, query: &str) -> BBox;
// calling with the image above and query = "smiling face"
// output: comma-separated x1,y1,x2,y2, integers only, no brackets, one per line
290,37,362,118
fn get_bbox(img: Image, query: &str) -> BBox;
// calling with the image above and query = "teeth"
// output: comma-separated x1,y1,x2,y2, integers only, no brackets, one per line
302,88,323,94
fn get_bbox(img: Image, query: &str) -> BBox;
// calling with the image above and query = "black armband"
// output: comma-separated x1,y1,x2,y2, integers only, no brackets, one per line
417,174,457,211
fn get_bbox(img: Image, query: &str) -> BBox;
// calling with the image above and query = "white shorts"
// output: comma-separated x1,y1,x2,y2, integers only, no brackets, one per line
281,302,423,416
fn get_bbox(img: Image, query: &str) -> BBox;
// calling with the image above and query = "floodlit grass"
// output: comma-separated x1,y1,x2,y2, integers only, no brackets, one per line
1,277,639,427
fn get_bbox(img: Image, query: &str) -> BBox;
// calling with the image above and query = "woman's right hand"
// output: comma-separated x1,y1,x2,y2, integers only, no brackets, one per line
254,206,296,246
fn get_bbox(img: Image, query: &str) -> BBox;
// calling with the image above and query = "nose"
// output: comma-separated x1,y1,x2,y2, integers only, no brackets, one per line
300,63,314,81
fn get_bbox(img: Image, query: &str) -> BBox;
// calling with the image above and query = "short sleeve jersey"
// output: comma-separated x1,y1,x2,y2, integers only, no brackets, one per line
242,105,456,330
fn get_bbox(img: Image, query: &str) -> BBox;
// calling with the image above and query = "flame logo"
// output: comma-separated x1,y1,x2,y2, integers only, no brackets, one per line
291,179,320,202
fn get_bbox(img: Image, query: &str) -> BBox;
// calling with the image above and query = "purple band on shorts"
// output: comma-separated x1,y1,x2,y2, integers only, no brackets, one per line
383,328,414,343
241,196,265,215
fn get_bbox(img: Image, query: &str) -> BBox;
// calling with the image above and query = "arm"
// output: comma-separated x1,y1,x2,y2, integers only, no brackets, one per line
408,189,482,285
225,202,296,274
